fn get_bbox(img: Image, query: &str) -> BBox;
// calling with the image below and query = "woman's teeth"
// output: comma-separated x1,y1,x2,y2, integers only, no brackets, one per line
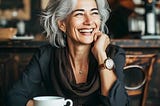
79,29,93,33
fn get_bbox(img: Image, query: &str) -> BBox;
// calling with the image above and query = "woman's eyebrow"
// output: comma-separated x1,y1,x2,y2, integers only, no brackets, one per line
91,8,98,11
72,9,84,13
72,8,98,13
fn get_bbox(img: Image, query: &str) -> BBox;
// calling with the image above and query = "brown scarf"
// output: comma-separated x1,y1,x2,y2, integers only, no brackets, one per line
51,47,100,98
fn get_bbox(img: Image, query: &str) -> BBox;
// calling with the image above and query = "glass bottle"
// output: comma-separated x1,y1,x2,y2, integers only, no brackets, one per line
144,0,156,35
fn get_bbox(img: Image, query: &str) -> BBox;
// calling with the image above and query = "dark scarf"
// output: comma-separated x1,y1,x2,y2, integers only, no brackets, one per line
49,45,118,106
51,47,100,98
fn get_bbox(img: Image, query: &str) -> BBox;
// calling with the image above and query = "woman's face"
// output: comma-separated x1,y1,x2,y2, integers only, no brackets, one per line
60,0,101,45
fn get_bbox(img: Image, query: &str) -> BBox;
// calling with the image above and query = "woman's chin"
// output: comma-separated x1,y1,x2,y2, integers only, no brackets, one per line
81,40,94,45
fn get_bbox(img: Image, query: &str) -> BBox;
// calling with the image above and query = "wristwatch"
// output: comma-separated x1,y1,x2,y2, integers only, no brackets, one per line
99,57,115,71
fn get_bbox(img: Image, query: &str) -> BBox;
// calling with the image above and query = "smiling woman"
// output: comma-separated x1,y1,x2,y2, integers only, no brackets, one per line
0,0,31,20
7,0,129,106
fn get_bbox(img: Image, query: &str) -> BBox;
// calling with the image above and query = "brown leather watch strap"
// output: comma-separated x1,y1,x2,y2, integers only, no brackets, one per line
98,63,106,71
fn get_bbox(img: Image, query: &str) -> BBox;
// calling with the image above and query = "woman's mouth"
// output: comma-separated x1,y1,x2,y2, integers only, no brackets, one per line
79,28,94,34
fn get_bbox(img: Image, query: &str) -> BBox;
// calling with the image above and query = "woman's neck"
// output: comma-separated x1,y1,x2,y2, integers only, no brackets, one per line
67,40,91,60
68,43,91,84
68,44,90,69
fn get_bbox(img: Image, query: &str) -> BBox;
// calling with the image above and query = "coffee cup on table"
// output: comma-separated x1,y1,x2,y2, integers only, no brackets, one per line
33,96,73,106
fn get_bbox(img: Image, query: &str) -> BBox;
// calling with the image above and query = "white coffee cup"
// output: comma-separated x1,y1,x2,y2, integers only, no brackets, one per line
33,96,73,106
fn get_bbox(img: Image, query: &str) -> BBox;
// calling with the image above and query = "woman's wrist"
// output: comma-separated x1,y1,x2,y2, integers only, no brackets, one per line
97,52,107,65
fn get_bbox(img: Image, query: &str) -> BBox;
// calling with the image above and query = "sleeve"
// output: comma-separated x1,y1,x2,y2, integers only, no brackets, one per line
99,47,130,106
6,46,51,106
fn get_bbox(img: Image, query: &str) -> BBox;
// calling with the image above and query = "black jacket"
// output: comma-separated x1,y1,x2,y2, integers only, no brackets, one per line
7,44,129,106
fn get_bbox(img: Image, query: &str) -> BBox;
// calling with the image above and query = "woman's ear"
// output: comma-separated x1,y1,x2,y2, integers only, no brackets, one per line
57,20,66,33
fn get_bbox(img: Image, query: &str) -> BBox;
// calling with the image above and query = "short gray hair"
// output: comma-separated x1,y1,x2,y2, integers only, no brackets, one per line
40,0,110,47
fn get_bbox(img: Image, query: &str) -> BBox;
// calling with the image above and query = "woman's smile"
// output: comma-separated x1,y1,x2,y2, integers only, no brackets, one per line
79,28,94,35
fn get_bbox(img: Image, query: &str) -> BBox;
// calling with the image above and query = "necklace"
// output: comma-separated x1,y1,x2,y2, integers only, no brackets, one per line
68,54,88,75
79,70,83,74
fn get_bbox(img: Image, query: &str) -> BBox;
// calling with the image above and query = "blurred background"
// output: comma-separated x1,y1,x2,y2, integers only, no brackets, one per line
0,0,160,106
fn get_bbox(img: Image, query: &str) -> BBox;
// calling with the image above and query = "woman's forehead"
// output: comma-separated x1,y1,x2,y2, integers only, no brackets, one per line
73,0,98,11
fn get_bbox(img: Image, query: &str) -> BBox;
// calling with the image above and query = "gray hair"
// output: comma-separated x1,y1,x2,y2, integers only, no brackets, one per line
40,0,110,47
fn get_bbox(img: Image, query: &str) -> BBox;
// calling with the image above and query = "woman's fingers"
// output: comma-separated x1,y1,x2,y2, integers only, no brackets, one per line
93,31,102,41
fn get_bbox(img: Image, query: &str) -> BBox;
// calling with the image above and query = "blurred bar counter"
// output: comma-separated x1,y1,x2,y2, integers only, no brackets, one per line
0,36,48,49
112,39,160,49
0,38,160,49
0,38,160,106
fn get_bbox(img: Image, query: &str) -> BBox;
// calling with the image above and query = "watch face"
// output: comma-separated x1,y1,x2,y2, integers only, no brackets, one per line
105,58,114,70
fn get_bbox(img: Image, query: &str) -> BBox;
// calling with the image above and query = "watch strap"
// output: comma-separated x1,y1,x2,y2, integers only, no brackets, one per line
98,63,106,71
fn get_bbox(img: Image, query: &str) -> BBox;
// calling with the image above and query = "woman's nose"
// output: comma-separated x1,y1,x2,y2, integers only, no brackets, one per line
83,14,93,25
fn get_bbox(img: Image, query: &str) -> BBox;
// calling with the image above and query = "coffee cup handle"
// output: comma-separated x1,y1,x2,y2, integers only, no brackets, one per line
65,99,73,106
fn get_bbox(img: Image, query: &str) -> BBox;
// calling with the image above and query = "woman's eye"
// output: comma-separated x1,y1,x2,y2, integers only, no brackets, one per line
92,11,99,15
75,13,84,17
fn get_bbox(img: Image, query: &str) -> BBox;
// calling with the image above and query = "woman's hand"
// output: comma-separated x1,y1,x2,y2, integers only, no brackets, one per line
91,31,110,64
91,31,117,96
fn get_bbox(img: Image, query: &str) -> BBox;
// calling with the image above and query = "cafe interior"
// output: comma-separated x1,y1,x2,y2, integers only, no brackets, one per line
0,0,160,106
